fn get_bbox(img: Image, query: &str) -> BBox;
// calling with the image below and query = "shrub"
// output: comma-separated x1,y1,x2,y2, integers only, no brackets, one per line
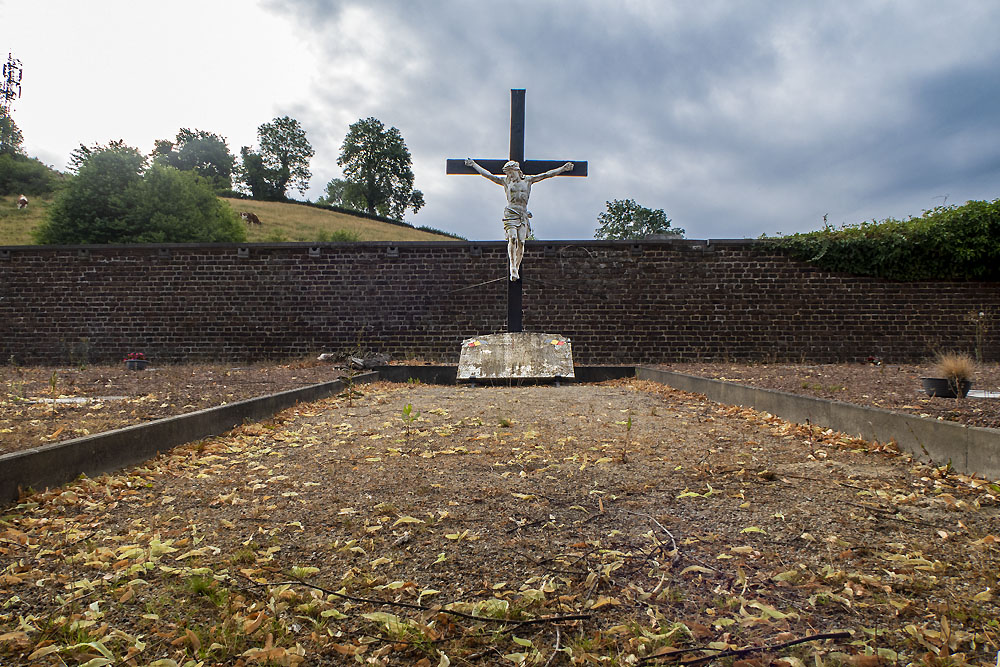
766,199,1000,280
0,153,60,196
34,146,246,244
934,351,975,383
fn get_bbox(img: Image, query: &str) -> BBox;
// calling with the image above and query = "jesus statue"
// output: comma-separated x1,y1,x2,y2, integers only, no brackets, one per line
464,158,574,281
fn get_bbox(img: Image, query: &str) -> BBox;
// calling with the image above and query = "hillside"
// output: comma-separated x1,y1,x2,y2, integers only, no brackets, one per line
222,198,458,242
0,195,459,245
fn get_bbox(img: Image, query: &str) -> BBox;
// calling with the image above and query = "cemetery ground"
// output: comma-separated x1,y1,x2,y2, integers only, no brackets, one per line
0,369,999,665
3,360,1000,457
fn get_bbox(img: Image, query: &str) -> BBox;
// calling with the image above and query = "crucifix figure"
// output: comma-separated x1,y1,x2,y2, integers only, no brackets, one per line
464,157,574,281
448,89,587,331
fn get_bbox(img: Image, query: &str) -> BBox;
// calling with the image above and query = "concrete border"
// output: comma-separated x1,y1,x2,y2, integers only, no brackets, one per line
0,372,376,505
636,367,1000,479
373,365,635,385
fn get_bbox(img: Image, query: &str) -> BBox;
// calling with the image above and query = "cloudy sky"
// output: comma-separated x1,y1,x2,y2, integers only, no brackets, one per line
5,1,1000,240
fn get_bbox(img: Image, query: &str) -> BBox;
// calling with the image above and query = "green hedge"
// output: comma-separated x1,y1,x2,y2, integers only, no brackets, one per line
766,199,1000,280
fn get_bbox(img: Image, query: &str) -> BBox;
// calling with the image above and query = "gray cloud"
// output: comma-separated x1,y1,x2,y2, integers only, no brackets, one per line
258,1,1000,240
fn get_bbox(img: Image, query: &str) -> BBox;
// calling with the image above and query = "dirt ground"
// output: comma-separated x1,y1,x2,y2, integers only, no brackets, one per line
663,362,1000,430
1,379,998,665
2,360,999,457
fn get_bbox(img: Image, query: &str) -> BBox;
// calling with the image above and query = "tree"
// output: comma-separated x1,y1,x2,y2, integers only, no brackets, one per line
238,116,313,199
238,147,284,201
594,198,684,240
337,117,424,220
152,128,236,191
0,111,24,156
68,139,139,174
0,154,58,196
316,177,366,210
35,144,245,244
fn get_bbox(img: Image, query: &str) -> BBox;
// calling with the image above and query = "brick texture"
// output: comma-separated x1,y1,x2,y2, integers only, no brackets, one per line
0,240,997,364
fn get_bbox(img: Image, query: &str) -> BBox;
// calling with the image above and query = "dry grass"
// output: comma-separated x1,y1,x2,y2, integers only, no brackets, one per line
223,198,459,243
934,351,976,382
0,193,53,245
0,195,459,246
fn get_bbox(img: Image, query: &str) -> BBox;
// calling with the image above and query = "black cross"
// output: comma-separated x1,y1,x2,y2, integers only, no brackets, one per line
447,89,587,332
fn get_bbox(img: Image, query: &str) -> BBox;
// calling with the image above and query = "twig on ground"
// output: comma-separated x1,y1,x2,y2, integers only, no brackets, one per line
543,625,561,667
639,631,852,665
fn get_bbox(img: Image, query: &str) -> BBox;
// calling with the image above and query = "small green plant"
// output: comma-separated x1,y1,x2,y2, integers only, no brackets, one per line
401,403,419,449
498,417,512,428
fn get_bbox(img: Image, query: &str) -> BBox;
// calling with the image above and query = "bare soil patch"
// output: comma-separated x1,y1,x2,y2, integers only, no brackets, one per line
4,360,999,460
663,362,1000,430
1,380,998,665
1,360,347,456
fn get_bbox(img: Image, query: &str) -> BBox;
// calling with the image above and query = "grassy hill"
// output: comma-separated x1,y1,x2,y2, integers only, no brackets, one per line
223,198,458,242
0,194,459,245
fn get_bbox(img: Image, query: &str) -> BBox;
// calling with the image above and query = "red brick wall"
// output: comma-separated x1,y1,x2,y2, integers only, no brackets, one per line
0,240,996,364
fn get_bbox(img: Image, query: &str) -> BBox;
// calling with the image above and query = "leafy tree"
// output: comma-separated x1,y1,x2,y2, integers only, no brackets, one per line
594,198,684,239
67,139,139,174
337,117,424,220
152,128,236,191
238,116,314,199
238,147,284,201
35,144,245,244
0,154,58,195
0,111,23,156
316,177,366,210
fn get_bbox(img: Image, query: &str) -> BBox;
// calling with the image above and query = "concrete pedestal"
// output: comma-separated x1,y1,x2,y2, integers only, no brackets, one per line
457,332,574,380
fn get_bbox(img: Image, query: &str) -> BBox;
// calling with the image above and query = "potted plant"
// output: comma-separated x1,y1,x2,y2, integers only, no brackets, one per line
921,351,974,398
123,352,149,371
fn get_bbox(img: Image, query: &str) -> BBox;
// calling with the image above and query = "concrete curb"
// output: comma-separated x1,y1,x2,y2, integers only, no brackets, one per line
0,372,376,506
372,365,635,384
636,367,1000,479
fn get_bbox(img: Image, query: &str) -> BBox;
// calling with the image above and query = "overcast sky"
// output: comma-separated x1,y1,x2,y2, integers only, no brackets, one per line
5,1,1000,240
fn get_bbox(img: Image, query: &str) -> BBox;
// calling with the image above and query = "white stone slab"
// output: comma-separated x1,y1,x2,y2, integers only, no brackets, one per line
457,332,574,379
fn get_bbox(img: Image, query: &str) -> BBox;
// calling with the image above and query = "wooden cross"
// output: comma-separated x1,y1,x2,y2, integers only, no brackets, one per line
447,89,587,332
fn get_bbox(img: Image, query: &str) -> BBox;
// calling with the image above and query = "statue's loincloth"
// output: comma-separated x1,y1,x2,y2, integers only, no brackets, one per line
503,206,530,238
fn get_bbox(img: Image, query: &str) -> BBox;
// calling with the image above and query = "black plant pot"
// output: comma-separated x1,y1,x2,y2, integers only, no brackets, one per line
921,377,972,398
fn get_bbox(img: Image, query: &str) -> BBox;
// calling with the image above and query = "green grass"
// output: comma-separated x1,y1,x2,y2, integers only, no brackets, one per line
0,194,460,245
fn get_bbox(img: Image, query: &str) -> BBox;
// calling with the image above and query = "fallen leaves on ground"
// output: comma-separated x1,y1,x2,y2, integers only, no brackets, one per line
1,380,998,665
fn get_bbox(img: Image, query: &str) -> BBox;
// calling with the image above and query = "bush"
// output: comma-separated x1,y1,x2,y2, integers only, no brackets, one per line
34,147,246,244
766,199,1000,280
0,154,59,196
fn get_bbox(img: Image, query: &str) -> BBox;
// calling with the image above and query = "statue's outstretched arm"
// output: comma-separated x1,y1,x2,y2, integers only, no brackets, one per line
528,162,574,184
465,158,504,185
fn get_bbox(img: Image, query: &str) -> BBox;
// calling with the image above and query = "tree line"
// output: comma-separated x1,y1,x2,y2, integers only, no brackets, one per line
1,110,425,244
3,105,682,243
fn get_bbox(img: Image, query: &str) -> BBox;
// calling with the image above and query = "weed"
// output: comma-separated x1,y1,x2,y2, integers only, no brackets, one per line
621,410,633,463
187,575,226,607
965,309,991,363
401,403,419,449
230,548,256,565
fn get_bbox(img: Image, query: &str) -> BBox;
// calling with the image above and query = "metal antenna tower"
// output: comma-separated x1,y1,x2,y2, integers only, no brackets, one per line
2,52,23,115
